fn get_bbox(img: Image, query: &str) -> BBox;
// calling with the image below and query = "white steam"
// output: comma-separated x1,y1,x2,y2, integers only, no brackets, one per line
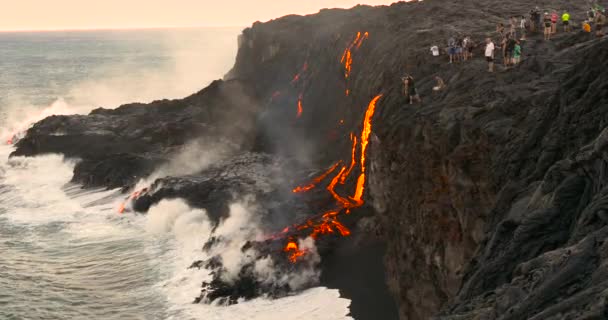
254,237,321,290
135,138,235,191
1,28,240,144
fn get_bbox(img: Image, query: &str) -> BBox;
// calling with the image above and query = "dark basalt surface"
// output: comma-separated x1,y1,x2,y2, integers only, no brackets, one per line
10,0,608,319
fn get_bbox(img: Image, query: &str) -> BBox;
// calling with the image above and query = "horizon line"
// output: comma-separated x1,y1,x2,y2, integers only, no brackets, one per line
0,25,246,33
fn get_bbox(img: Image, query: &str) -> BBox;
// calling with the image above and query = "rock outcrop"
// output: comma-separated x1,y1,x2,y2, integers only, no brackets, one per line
11,0,608,319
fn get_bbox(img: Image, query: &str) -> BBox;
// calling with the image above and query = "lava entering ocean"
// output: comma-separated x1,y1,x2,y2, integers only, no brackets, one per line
117,187,149,214
282,94,383,263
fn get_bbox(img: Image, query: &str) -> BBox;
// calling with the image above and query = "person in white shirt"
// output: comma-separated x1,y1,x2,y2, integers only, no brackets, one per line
430,45,440,56
485,38,495,72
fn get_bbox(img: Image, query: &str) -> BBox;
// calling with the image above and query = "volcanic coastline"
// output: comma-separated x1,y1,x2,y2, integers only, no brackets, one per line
10,0,608,319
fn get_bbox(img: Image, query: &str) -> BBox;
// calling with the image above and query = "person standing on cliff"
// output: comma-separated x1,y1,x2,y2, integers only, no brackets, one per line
485,38,495,72
562,10,571,32
520,15,528,40
528,10,536,32
595,10,606,37
551,11,559,34
402,75,421,105
447,36,456,63
544,13,553,40
513,40,522,65
505,35,516,67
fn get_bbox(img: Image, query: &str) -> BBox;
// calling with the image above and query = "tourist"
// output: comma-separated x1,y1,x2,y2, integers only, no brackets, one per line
520,15,527,40
463,36,475,60
496,23,505,38
530,8,541,32
448,37,456,63
596,10,606,37
583,20,592,33
562,10,571,32
430,45,440,57
505,35,516,67
551,11,559,34
510,16,518,38
544,13,552,40
455,37,464,62
433,76,446,92
513,40,522,65
534,7,542,31
500,35,508,66
485,38,495,72
402,75,421,105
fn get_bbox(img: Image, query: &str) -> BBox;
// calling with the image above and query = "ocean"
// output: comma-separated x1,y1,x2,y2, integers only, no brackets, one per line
0,29,352,320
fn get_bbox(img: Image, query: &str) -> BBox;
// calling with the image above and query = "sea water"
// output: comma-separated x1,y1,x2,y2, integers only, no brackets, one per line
0,28,352,320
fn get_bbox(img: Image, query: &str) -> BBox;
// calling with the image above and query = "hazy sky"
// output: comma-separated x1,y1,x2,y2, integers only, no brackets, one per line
0,0,395,31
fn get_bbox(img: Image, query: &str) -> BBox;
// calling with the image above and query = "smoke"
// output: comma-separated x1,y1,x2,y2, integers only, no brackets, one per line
1,27,241,142
134,138,236,190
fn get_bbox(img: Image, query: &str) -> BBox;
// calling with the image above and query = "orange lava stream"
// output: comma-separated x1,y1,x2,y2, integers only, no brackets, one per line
340,134,358,184
293,161,342,193
117,188,148,214
340,32,369,80
283,94,383,263
351,94,382,203
297,95,303,118
284,240,307,263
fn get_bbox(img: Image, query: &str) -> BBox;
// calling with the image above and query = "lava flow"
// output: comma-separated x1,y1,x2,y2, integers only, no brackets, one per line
284,240,307,263
117,187,148,214
291,62,308,85
292,161,342,193
297,94,304,118
282,94,383,263
340,32,369,80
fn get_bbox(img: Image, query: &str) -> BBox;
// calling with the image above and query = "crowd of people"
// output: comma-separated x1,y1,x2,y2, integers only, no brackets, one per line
405,3,606,104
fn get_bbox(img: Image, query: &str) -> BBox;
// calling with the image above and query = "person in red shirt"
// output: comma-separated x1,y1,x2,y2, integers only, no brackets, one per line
551,11,559,34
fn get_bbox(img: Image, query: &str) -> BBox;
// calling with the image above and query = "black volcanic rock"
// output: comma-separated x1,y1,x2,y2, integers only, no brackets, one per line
9,0,608,319
12,80,260,188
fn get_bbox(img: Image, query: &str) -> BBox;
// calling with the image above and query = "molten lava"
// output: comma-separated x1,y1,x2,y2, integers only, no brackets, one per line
291,62,308,85
340,32,369,80
283,240,307,263
283,94,383,263
292,161,341,193
351,94,382,203
341,134,358,184
117,187,148,214
297,95,303,118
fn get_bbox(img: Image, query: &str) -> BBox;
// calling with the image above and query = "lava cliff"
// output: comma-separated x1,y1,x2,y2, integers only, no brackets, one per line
11,0,608,319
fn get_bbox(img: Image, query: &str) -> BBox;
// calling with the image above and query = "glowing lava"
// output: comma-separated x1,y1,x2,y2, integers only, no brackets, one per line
291,62,309,85
283,94,383,263
117,188,148,214
341,134,358,184
351,94,382,203
297,94,304,118
293,161,342,193
284,240,307,263
340,32,369,80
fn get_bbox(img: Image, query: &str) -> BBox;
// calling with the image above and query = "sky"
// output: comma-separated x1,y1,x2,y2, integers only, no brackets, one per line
0,0,395,31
